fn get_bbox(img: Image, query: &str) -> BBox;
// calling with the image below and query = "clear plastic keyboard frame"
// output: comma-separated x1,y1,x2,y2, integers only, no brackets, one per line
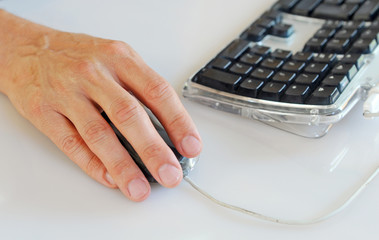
183,14,379,138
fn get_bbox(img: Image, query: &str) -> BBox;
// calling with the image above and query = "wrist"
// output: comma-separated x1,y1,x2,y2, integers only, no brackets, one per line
0,10,55,95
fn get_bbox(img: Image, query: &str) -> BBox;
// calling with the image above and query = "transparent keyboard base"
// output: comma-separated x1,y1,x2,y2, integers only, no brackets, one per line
183,11,379,138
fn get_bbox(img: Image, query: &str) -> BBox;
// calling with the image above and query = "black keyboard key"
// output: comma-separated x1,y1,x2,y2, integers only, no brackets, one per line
313,53,337,64
271,49,292,60
282,61,306,72
304,37,328,52
210,57,232,70
243,26,268,42
274,0,301,12
272,71,297,84
294,73,320,89
361,29,379,40
240,53,263,66
349,38,378,53
270,23,294,38
341,53,365,69
324,38,350,54
323,20,343,30
335,29,358,39
253,17,276,29
322,74,350,92
237,78,265,97
304,62,329,76
324,0,344,4
331,63,358,80
308,86,340,105
314,28,336,39
260,58,284,70
312,3,359,20
343,21,365,31
292,0,322,16
282,84,311,103
260,82,287,101
250,45,271,56
292,52,314,62
250,68,274,80
369,20,379,30
345,0,365,4
353,0,379,21
229,63,253,75
261,10,283,23
221,39,251,59
196,68,242,92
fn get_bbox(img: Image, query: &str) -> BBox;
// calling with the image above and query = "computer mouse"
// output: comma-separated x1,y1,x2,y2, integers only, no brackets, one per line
102,109,199,183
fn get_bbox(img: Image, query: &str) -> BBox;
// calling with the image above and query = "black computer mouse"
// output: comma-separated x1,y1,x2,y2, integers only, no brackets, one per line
102,109,199,183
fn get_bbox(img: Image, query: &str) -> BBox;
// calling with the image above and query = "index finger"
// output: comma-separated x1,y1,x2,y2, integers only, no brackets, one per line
113,47,202,158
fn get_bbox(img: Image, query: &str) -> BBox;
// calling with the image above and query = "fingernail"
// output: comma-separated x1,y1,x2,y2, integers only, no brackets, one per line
181,135,201,156
158,164,182,187
128,178,149,200
105,172,115,186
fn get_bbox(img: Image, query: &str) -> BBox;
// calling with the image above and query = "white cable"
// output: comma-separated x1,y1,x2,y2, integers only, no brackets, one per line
184,165,379,225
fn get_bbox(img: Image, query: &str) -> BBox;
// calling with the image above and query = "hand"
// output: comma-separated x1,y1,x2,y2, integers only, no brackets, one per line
0,10,202,202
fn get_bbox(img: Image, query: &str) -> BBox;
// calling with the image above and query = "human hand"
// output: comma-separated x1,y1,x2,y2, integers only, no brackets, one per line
0,10,202,202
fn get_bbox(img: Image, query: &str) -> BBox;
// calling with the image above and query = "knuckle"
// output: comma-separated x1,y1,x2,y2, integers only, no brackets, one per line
142,143,163,162
103,40,134,57
85,155,103,175
82,120,110,146
109,159,134,177
144,79,173,103
72,60,98,78
60,133,84,155
26,101,43,118
25,98,51,119
110,97,143,126
169,112,189,130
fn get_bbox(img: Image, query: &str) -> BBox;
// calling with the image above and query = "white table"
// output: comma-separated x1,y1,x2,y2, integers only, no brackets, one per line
1,1,379,239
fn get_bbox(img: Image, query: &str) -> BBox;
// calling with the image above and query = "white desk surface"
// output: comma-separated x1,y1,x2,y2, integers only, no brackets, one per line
1,1,379,239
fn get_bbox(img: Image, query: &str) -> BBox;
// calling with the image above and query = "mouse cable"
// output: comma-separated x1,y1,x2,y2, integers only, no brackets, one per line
184,164,379,225
184,86,379,225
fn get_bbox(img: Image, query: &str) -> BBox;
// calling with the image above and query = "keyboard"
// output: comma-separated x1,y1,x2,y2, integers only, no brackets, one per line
183,0,379,137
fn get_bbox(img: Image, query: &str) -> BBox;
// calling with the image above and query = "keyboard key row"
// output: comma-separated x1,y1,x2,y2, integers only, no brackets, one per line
273,0,379,21
194,44,365,105
241,10,294,42
304,21,379,54
195,67,345,105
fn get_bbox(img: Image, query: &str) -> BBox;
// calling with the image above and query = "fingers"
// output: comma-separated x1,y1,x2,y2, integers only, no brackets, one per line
70,58,183,188
87,81,184,188
60,97,153,202
25,100,153,202
3,23,201,202
104,42,202,158
25,105,117,189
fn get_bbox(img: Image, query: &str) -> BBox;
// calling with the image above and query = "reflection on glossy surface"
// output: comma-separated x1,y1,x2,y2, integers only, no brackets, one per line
186,162,379,225
189,100,379,221
329,147,349,173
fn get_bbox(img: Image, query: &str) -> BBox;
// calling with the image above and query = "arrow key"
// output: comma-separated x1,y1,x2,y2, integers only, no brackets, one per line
331,63,357,80
307,86,340,105
282,84,311,103
321,74,350,92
